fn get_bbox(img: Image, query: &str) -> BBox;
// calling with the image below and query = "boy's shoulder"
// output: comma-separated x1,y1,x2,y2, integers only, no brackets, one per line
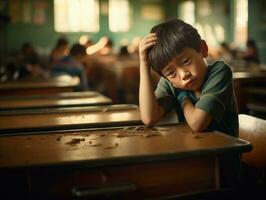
208,60,232,75
202,60,233,91
205,60,233,82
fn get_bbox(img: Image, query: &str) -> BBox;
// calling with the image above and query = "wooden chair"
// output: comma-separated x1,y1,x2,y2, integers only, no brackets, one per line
238,115,266,199
239,114,266,169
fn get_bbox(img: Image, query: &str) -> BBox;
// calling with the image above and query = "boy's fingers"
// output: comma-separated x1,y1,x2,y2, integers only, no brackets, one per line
141,41,156,50
145,36,157,43
149,33,156,36
141,37,156,46
142,34,156,41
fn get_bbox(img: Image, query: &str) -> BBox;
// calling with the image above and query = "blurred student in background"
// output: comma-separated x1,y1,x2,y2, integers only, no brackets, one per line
218,42,234,65
49,37,69,65
51,43,88,91
18,42,45,78
242,39,260,65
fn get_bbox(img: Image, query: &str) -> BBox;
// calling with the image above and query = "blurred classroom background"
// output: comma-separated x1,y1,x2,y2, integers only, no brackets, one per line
0,1,266,200
0,0,265,118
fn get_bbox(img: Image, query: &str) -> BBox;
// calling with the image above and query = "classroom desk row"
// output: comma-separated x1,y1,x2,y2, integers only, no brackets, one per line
233,71,266,116
0,91,112,110
0,75,81,96
0,104,141,135
0,85,252,199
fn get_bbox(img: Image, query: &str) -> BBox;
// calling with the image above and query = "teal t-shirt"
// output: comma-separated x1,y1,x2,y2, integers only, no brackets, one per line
155,60,239,137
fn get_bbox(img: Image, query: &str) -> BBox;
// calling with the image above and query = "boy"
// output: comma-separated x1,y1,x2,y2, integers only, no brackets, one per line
139,19,238,137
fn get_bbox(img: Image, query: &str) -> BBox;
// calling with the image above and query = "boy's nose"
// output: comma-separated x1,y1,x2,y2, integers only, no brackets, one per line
180,71,191,81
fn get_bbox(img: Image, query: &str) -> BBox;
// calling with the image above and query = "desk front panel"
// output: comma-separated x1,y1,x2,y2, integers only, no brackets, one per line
26,157,217,199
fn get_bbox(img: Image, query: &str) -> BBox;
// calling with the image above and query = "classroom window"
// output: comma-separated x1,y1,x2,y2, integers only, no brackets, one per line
109,0,130,32
234,0,248,48
178,0,195,26
54,0,99,32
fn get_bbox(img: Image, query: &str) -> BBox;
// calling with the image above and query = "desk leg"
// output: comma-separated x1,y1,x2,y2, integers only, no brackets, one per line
215,157,220,190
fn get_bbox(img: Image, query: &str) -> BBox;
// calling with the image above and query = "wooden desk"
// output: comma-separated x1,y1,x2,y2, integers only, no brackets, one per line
0,75,80,96
0,104,142,134
0,124,251,199
233,71,266,113
0,91,112,110
85,57,160,103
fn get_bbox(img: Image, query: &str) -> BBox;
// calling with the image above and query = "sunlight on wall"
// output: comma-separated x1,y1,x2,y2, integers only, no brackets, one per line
195,23,225,48
234,0,248,48
214,24,225,43
109,0,130,32
179,0,195,26
54,0,99,32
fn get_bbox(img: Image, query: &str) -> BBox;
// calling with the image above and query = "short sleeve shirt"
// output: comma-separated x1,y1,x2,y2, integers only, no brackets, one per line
155,61,238,137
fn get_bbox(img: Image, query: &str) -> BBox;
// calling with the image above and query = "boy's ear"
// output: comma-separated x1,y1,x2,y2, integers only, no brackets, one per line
200,40,208,58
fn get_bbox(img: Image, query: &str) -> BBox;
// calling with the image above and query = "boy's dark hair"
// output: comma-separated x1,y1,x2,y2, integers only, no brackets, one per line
246,39,257,49
148,19,201,75
70,43,86,57
56,37,69,48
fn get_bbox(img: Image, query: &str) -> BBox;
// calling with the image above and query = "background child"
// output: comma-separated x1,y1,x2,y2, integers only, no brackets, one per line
51,43,88,91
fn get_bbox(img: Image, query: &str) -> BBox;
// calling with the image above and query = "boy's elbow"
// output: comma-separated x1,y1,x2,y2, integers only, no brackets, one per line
141,116,158,126
188,112,212,132
189,121,208,132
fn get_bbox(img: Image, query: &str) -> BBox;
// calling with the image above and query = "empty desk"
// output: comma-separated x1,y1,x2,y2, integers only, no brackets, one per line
0,75,80,96
0,91,112,110
233,71,266,114
0,104,142,134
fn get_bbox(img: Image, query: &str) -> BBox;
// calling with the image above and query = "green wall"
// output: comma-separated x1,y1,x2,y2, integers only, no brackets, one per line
194,0,233,45
4,0,167,54
2,0,265,64
248,0,266,64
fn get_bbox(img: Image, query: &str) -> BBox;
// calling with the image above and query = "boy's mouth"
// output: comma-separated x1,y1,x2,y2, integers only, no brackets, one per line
184,78,195,87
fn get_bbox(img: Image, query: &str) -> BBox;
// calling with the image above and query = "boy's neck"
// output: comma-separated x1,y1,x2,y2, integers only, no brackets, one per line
194,90,201,99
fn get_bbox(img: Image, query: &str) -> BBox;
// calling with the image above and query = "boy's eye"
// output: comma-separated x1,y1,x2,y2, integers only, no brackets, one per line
166,70,176,78
182,59,190,65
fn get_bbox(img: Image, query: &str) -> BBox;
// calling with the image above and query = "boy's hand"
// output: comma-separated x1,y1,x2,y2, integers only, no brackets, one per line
177,91,190,107
139,33,157,67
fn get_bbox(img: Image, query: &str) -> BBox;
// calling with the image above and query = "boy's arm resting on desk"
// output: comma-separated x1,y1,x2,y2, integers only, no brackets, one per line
181,62,234,132
182,99,212,132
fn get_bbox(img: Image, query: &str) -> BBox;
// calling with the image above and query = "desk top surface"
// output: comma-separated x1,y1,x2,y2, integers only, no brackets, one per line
0,105,142,134
0,124,251,169
0,91,112,110
233,71,266,79
0,75,80,90
0,91,102,100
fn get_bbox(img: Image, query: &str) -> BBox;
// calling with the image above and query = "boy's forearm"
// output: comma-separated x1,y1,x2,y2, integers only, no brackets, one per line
139,64,164,125
182,99,212,132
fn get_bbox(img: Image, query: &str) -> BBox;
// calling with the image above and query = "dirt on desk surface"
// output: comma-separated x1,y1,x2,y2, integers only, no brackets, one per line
62,125,196,150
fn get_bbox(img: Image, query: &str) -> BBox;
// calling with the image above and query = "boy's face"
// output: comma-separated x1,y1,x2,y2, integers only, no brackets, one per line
161,45,208,92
